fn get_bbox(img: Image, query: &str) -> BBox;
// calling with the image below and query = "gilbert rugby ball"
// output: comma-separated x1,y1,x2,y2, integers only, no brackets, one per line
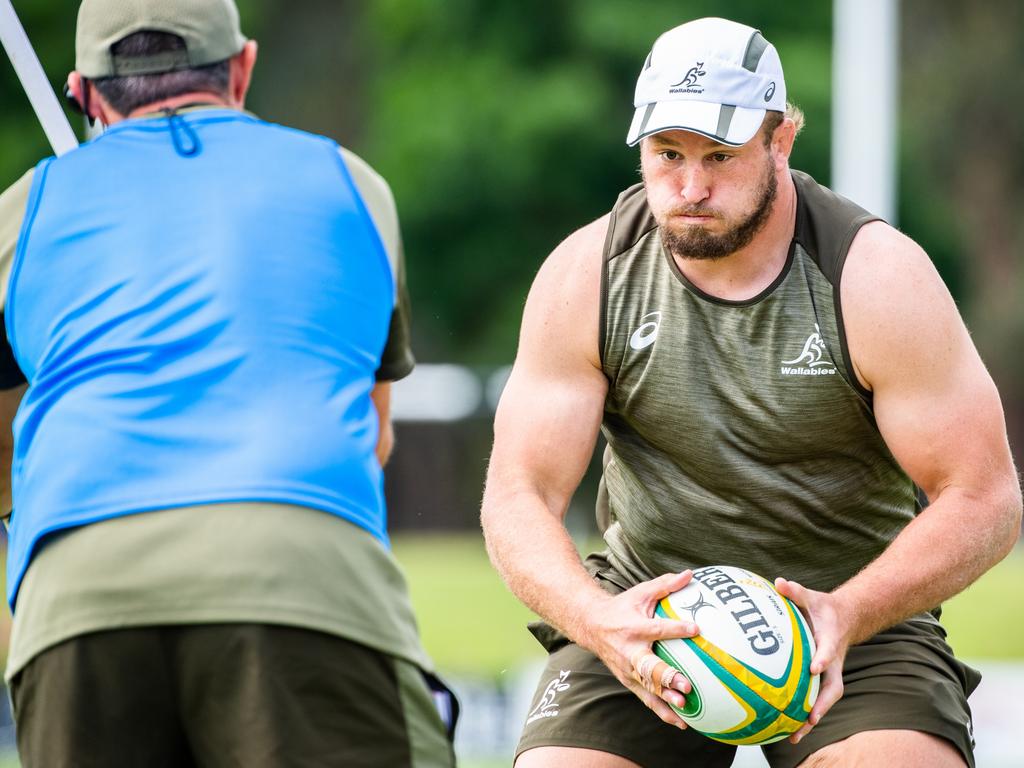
654,565,819,745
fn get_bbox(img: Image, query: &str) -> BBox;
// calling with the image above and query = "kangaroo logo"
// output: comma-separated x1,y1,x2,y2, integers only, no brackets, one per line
782,324,831,367
672,62,707,88
526,670,572,725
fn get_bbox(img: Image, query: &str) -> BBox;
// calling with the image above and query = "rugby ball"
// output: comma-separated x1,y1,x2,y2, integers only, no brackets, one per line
654,565,819,745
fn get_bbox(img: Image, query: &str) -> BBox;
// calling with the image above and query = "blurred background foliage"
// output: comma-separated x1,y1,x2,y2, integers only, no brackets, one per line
2,0,1022,531
2,0,832,368
5,2,1021,381
2,3,1022,763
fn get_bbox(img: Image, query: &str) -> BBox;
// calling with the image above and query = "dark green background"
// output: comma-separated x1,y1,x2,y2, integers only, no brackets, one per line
3,0,1022,475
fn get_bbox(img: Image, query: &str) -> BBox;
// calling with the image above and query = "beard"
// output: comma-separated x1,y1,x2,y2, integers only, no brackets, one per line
657,158,778,262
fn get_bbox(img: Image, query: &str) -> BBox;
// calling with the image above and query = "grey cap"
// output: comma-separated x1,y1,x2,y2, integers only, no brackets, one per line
76,0,247,78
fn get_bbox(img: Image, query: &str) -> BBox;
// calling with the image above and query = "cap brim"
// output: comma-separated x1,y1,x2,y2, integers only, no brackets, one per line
626,101,767,147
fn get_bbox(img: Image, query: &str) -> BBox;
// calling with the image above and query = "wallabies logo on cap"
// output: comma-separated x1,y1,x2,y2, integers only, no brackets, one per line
670,62,707,95
672,61,707,89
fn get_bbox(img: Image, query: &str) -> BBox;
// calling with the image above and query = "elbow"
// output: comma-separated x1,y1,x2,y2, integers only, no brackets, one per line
1009,478,1023,543
995,473,1023,559
479,478,500,537
479,473,521,551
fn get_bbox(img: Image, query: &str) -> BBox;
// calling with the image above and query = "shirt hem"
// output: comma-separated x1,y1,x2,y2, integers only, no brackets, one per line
5,603,434,683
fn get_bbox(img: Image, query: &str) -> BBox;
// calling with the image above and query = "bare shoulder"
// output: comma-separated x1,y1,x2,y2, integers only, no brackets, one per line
840,221,963,388
842,221,951,312
530,214,609,300
519,214,609,370
839,221,1018,520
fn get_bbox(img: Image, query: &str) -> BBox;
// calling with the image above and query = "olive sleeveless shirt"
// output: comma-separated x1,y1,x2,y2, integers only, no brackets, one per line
598,171,916,592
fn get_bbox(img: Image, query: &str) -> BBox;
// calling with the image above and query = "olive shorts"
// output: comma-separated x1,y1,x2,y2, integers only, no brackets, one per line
10,623,457,768
517,574,979,767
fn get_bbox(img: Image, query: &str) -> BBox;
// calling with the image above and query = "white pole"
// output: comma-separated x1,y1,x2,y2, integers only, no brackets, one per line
832,0,899,223
0,0,79,156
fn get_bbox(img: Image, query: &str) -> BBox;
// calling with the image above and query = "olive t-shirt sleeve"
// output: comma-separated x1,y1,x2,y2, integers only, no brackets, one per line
338,148,415,382
0,170,33,388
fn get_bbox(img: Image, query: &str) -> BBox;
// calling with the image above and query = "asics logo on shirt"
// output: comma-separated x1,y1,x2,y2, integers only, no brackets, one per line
629,312,662,351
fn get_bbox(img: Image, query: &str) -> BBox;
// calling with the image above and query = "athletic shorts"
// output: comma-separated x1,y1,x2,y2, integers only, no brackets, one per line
516,556,981,768
9,623,457,768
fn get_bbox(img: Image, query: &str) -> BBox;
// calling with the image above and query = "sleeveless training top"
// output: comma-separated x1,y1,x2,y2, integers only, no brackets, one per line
5,111,393,607
598,170,916,592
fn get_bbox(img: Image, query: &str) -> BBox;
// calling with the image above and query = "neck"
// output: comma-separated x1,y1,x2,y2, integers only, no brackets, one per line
114,92,234,122
673,171,798,302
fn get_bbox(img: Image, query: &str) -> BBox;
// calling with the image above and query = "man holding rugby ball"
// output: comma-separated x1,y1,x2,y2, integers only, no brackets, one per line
482,16,1021,768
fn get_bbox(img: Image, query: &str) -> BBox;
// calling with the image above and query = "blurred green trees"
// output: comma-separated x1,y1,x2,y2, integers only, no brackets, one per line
354,0,833,362
2,3,1021,459
1,0,833,365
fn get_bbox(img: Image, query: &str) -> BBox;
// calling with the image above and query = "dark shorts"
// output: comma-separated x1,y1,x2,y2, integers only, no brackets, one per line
10,624,457,768
516,560,981,768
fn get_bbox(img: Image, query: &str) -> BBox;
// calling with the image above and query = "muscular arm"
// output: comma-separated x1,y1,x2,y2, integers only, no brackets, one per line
778,222,1022,740
481,217,695,725
831,223,1021,637
481,217,610,634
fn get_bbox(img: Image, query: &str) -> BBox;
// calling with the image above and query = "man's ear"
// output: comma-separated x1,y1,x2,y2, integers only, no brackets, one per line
771,118,797,167
228,40,258,108
66,71,119,126
65,72,87,114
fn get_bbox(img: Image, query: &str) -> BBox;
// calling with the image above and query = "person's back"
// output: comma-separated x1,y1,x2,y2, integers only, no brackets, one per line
8,112,394,592
0,1,457,765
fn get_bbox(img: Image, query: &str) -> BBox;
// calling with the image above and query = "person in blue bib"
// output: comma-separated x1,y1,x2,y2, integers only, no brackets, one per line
0,0,456,764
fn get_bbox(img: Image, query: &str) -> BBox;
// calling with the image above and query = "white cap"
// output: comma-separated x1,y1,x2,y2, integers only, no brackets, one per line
626,17,786,147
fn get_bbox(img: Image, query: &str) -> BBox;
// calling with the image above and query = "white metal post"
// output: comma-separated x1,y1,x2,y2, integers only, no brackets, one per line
832,0,899,223
0,0,79,155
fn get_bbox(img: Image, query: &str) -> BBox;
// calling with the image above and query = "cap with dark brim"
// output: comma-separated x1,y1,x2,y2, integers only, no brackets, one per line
76,0,247,79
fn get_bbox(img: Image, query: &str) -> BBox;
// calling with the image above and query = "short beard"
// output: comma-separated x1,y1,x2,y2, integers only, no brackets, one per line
658,160,778,262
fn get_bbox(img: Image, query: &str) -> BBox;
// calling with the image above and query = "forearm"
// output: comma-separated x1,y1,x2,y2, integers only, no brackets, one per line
375,418,394,466
370,382,394,466
0,384,25,514
0,438,11,514
481,486,612,648
834,482,1021,645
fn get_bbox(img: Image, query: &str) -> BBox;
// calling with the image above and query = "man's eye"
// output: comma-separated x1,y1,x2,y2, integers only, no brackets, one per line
661,151,679,161
711,153,730,162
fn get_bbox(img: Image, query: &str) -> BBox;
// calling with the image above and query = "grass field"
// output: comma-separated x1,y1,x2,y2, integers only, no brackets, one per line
392,533,544,676
0,535,1016,768
392,533,1024,675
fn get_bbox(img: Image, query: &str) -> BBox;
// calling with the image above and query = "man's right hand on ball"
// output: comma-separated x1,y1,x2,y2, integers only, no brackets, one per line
572,570,700,728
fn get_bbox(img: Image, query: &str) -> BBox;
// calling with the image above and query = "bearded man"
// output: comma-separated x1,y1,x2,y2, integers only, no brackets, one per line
481,16,1020,768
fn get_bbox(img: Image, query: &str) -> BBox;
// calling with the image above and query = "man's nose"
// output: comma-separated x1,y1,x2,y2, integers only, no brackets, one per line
678,166,711,205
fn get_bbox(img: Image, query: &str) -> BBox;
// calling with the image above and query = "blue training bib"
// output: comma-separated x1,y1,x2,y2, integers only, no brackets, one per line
5,110,395,608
